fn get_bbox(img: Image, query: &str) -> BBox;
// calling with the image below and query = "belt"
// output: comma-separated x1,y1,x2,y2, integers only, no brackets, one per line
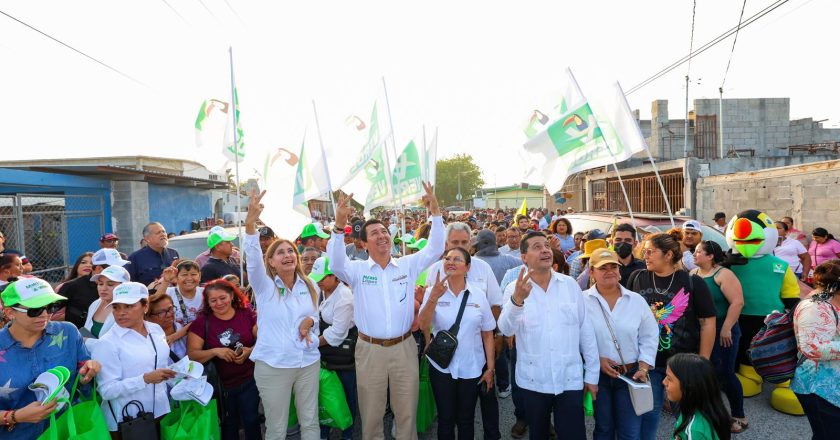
612,363,638,374
358,331,412,347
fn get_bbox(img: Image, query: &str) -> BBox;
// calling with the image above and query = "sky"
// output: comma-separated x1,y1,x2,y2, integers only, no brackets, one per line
1,0,837,187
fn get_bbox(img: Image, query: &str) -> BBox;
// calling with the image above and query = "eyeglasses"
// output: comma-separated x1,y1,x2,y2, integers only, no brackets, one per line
641,248,661,256
11,302,64,318
149,306,175,317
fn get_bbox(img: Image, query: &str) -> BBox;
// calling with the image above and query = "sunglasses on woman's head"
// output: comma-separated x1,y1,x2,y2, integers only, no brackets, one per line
11,302,64,318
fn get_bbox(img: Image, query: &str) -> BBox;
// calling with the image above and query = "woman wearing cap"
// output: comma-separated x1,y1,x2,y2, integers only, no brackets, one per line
153,260,204,327
243,190,321,440
187,279,259,440
0,278,101,439
585,248,658,440
312,256,357,440
692,240,748,432
91,282,176,434
83,265,131,343
625,232,717,440
418,247,496,440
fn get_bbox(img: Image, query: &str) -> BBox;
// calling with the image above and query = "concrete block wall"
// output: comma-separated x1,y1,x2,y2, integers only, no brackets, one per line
111,180,149,254
696,159,840,238
790,118,840,146
694,98,790,157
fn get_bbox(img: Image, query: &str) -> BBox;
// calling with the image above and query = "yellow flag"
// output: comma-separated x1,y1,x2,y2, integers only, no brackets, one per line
608,217,619,251
517,199,527,217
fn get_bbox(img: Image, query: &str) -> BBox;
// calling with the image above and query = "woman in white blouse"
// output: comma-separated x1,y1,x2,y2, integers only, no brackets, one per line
91,282,176,433
84,265,130,342
244,190,321,440
418,247,496,440
584,248,659,440
311,256,357,440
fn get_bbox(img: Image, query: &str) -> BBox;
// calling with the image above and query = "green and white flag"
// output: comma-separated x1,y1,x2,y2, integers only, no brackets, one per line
223,88,245,163
523,68,642,193
258,145,312,242
194,99,229,148
391,140,424,203
292,132,332,218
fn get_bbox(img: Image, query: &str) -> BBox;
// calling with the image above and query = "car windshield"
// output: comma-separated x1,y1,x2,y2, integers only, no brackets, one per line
638,223,729,251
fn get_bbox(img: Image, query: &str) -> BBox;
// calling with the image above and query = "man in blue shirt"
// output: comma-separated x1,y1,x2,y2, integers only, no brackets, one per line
127,222,179,286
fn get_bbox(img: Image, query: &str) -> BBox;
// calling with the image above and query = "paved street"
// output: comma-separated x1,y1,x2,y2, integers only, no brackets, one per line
318,381,811,439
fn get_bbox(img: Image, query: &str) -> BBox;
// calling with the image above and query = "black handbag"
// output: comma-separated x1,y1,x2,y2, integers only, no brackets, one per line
108,334,159,439
318,316,358,371
425,289,470,369
203,315,226,419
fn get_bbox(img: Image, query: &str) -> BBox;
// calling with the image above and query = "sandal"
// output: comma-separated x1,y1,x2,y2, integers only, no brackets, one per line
731,418,749,433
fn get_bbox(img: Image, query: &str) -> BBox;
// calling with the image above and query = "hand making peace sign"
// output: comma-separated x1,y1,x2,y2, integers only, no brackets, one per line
244,189,266,234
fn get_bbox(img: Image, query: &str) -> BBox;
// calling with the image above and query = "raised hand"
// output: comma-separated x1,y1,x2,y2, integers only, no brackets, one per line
244,189,266,234
513,267,532,305
430,271,450,302
335,192,355,229
421,182,440,216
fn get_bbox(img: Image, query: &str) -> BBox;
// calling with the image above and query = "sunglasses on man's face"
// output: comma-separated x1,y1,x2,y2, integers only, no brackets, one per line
11,302,64,318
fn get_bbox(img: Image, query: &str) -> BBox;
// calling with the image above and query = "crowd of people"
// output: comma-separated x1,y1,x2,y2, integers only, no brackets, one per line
1,194,840,440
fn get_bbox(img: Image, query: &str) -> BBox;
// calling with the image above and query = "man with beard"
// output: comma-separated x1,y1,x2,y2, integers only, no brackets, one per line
127,222,180,286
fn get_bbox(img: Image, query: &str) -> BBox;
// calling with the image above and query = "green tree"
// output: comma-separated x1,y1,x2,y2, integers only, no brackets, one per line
435,154,485,207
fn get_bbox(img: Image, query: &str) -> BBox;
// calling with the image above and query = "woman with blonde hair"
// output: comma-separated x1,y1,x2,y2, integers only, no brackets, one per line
243,190,320,440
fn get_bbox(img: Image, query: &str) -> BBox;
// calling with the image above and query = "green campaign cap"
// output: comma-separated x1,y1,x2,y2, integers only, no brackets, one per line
407,238,428,250
1,278,67,308
300,223,330,240
207,227,237,249
308,257,333,283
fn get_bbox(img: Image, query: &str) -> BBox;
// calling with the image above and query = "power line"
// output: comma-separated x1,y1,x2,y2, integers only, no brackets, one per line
0,10,146,86
626,0,790,95
686,1,697,77
721,0,748,88
223,0,246,25
160,0,189,24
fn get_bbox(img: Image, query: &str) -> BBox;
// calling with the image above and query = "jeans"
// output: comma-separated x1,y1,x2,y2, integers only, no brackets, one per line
479,364,501,440
711,321,745,418
521,388,585,440
221,377,263,440
510,345,526,421
320,369,358,440
640,367,666,440
593,372,643,440
496,344,510,390
795,393,840,440
428,366,480,440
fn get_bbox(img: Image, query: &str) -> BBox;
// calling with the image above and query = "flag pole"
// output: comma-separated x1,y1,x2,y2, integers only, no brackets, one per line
382,76,407,255
228,46,244,289
616,82,675,228
422,124,429,222
312,100,338,220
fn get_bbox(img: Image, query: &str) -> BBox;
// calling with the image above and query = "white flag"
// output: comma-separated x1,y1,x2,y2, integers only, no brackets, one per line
292,132,331,218
423,127,438,185
391,140,424,203
258,147,312,241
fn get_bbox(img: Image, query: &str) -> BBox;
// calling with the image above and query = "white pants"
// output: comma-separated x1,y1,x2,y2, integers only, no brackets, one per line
254,360,320,440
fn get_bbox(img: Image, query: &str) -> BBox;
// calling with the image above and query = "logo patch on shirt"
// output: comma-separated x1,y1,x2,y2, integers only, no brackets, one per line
773,263,785,274
393,274,408,282
298,290,308,296
468,303,480,308
362,275,378,285
437,301,451,307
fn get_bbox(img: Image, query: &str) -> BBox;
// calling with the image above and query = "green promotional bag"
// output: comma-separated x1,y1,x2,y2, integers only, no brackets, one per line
38,376,110,440
160,399,221,440
416,358,437,433
318,368,352,430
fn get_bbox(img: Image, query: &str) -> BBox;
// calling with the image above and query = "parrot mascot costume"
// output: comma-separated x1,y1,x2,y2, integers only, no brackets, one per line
724,209,802,415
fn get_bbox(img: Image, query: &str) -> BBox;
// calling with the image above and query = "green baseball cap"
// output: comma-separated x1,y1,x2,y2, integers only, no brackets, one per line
300,223,329,240
309,257,333,283
2,277,67,308
207,227,237,249
395,233,415,245
407,238,428,250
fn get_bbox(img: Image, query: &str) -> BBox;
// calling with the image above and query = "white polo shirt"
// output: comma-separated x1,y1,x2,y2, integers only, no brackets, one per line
328,215,445,339
421,282,496,379
425,257,503,307
498,271,599,394
91,321,171,431
584,284,659,366
774,237,808,273
319,283,355,347
244,233,320,369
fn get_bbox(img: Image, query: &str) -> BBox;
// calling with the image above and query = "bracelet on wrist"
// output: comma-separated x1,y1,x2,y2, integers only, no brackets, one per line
510,296,523,307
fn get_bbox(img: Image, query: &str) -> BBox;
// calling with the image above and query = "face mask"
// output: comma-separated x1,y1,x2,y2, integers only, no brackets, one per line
614,242,633,259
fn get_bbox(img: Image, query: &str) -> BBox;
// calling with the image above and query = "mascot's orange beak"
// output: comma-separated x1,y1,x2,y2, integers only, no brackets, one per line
733,218,752,240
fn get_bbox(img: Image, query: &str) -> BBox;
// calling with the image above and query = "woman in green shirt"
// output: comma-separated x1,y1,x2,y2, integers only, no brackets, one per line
664,353,731,440
692,241,747,432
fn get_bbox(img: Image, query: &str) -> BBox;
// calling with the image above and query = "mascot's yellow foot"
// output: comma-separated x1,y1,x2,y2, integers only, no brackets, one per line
771,384,804,416
737,365,763,397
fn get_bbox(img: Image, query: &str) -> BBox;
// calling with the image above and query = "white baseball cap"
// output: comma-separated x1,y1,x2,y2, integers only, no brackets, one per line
110,282,149,305
682,220,702,232
90,266,131,283
92,248,130,267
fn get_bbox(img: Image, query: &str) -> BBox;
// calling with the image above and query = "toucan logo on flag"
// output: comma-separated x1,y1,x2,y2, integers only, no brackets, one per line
545,102,603,156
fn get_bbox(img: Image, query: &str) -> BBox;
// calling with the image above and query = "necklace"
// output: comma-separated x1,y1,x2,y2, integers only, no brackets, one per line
651,271,676,295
